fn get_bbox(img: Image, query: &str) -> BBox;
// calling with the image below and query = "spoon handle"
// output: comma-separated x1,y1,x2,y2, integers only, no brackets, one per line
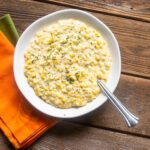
97,80,139,127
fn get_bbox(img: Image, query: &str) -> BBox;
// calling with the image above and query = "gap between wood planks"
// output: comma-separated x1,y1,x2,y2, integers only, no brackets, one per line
33,0,150,23
122,72,150,80
67,121,150,139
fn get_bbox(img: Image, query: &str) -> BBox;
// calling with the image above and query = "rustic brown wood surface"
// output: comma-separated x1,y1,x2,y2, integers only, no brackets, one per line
0,0,150,149
31,122,150,150
46,0,150,22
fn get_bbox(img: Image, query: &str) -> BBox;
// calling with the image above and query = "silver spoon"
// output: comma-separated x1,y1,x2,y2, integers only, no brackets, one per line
97,80,139,127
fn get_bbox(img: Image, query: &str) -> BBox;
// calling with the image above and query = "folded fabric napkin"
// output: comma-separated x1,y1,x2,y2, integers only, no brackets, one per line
0,14,19,46
0,16,58,149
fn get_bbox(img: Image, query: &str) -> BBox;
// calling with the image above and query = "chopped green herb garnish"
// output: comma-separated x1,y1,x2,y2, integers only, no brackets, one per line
66,76,75,84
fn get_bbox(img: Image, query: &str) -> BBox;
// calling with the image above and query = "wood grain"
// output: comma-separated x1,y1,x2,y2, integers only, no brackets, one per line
1,122,150,150
29,122,150,150
0,0,150,77
72,74,150,137
45,0,150,22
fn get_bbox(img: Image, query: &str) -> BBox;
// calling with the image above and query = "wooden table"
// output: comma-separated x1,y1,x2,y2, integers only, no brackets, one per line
0,0,150,149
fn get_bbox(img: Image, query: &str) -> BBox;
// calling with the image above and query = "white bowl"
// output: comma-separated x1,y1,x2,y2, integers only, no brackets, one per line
14,9,121,118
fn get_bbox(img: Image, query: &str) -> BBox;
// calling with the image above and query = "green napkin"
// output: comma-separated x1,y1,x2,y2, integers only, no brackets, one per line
0,14,19,45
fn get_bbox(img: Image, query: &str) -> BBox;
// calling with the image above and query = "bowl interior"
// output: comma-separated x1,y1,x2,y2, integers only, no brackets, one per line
14,9,121,118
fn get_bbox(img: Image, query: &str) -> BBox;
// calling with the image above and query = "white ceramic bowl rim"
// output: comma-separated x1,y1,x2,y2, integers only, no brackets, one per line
14,9,121,118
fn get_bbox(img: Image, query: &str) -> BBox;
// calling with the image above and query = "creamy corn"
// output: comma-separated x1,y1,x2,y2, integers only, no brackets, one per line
24,19,111,108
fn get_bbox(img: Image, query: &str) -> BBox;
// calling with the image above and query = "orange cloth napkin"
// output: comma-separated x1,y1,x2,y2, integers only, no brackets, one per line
0,31,58,149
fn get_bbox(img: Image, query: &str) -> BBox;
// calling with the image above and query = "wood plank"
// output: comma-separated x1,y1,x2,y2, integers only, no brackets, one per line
72,74,150,137
29,122,150,150
46,0,150,22
1,122,150,149
0,0,150,77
